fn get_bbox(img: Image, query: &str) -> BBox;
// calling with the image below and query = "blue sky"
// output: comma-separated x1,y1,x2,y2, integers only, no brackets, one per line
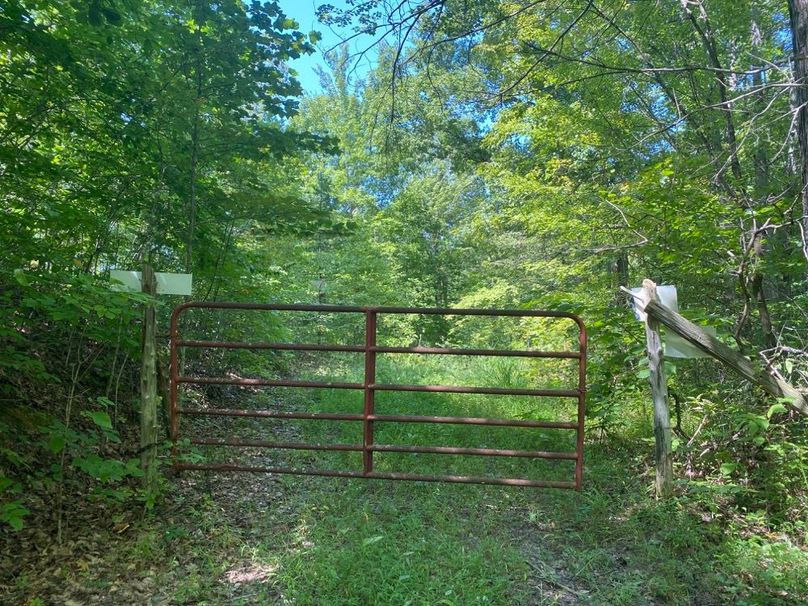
280,0,373,94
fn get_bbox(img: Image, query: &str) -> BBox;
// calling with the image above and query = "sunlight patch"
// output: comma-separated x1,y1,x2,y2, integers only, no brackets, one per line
225,562,278,584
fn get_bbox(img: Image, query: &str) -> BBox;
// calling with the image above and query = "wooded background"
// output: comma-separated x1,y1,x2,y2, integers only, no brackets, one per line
1,1,807,595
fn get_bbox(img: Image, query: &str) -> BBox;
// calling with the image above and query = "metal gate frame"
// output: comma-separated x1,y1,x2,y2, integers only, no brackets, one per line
169,303,587,489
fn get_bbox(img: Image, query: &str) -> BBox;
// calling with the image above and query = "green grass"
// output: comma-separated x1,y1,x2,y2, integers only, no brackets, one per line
142,354,808,605
8,353,795,605
132,450,807,605
271,482,529,605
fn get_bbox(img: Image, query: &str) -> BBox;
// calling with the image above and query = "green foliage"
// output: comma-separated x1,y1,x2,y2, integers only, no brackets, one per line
71,455,143,484
0,475,29,531
0,404,146,531
2,0,808,601
0,0,339,534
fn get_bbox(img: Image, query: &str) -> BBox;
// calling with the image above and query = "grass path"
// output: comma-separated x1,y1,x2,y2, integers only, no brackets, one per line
5,385,808,605
144,449,806,605
10,434,804,605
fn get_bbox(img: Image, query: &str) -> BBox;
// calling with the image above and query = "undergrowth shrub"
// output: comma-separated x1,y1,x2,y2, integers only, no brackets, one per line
0,268,159,532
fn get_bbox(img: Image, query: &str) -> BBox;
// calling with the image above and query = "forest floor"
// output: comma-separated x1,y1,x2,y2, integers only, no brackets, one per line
3,397,808,606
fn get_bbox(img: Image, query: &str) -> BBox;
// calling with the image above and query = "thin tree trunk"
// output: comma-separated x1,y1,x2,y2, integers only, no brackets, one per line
186,113,198,273
186,1,204,273
611,252,629,305
787,0,808,260
679,0,741,180
140,265,159,496
750,233,777,350
749,15,778,351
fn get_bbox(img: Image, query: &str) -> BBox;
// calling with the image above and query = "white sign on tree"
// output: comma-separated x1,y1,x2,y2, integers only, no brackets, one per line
110,270,193,296
629,284,715,359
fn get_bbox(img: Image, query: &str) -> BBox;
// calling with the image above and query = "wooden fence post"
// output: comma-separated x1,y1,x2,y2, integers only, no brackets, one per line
624,277,808,497
140,264,159,495
639,279,674,498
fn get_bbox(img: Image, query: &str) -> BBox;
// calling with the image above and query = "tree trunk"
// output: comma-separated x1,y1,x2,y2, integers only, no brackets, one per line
140,265,159,496
788,0,808,260
679,0,741,180
749,15,778,351
749,236,777,350
611,252,629,305
186,0,205,274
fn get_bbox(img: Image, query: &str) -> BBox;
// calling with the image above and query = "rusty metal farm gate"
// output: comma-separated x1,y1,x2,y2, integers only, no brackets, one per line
169,303,587,489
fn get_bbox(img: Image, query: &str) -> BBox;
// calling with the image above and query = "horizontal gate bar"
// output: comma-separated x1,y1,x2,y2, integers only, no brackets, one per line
176,339,579,359
173,302,365,313
191,438,362,451
177,340,365,353
369,307,582,320
368,471,576,488
181,408,363,421
172,462,577,488
177,377,578,397
174,463,364,479
369,444,578,459
369,414,577,429
171,301,583,320
370,384,579,397
178,376,364,389
188,437,576,459
373,346,580,358
179,407,577,429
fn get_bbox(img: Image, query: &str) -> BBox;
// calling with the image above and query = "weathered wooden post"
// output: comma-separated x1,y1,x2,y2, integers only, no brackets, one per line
639,296,808,416
140,264,159,495
109,268,192,495
624,278,808,498
638,279,674,498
